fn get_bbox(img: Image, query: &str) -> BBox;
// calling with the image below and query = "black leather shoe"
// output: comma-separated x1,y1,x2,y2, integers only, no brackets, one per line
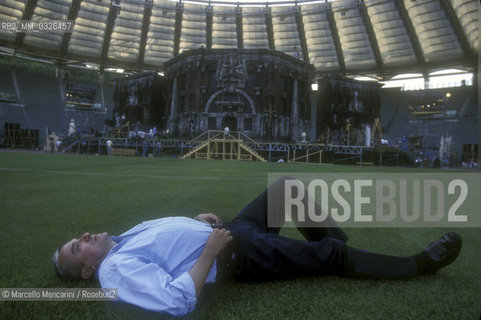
423,232,462,274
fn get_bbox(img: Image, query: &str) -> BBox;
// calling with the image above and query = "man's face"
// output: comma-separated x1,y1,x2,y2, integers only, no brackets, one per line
58,232,113,278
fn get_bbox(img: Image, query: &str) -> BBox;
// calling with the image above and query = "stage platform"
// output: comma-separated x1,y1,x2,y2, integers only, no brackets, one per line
76,130,411,166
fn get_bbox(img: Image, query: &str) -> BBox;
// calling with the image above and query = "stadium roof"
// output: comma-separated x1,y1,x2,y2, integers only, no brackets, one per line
0,0,478,79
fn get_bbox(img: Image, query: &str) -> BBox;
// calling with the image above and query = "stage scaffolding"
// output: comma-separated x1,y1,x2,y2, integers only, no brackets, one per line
80,130,404,166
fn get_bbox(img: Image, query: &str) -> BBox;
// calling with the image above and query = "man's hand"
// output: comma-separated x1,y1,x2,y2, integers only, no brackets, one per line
204,228,233,258
194,213,222,225
188,228,233,297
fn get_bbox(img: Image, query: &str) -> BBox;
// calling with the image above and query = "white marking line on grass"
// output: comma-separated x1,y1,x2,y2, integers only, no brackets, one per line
0,167,264,181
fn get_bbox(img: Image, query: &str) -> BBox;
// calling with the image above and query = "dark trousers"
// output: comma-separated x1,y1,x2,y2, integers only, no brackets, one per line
218,177,417,282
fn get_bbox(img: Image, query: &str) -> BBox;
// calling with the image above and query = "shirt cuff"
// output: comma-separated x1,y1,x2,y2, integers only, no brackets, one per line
172,271,197,313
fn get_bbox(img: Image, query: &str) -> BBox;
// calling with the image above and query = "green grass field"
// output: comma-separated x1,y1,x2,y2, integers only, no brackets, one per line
0,152,479,320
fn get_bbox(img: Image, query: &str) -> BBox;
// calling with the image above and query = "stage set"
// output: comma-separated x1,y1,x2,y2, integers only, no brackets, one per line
113,48,316,141
61,49,399,165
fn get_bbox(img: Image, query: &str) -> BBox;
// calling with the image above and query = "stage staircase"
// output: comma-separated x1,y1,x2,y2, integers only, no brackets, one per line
62,139,79,153
181,130,267,162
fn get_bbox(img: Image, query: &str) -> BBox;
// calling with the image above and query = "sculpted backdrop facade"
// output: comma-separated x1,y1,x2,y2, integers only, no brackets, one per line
162,48,314,142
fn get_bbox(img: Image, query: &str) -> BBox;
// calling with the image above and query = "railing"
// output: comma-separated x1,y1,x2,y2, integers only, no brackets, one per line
189,130,260,146
62,140,79,153
182,132,267,162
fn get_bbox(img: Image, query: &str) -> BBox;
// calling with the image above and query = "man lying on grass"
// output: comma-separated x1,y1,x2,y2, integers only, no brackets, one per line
52,177,462,317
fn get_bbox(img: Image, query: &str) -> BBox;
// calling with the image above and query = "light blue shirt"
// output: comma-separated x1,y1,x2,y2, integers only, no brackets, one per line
98,217,217,316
